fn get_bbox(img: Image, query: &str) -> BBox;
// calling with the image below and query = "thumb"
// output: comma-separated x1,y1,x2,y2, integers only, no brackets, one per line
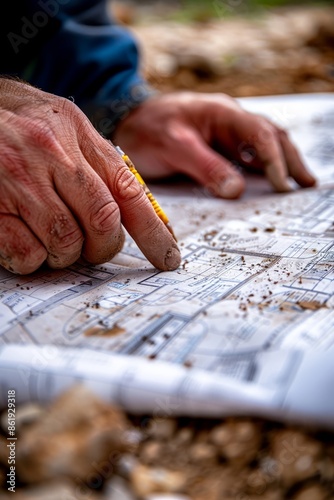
168,123,245,199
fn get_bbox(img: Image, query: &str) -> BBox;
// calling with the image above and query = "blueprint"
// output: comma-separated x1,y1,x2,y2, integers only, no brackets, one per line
0,94,333,427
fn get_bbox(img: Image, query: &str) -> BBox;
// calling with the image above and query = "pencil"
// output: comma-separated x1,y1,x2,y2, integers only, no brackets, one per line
115,146,177,241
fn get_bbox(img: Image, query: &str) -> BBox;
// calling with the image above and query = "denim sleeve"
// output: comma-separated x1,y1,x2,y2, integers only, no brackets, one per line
2,0,154,135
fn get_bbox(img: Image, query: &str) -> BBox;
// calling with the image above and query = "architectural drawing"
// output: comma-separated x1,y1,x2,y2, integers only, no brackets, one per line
0,94,333,426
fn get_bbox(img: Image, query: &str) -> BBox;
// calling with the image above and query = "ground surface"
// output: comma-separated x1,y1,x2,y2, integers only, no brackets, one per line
1,386,334,499
113,2,334,97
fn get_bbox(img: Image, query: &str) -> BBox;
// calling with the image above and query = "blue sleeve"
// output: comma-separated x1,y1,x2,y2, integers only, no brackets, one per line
2,0,154,136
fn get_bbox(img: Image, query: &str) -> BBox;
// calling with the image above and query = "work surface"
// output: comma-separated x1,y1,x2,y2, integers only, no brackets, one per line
0,94,333,499
1,93,334,423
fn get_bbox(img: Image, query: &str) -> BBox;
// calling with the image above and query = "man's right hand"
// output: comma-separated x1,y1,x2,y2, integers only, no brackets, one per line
0,79,180,274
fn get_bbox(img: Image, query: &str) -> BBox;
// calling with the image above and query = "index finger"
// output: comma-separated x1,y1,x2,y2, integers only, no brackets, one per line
77,124,181,271
112,164,181,271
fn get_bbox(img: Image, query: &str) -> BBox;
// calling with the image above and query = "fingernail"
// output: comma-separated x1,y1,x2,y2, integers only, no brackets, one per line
216,175,245,199
163,245,181,271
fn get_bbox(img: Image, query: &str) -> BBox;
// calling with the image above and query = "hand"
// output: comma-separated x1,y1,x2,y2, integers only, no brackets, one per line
114,92,316,198
0,79,180,274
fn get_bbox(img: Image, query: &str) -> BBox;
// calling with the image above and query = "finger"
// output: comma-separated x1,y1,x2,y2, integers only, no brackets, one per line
278,128,316,188
78,124,181,271
0,214,47,274
164,122,245,199
15,182,84,269
251,125,292,192
53,151,125,265
112,164,181,271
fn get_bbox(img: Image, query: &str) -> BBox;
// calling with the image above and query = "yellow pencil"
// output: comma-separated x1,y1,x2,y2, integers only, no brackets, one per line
115,146,177,241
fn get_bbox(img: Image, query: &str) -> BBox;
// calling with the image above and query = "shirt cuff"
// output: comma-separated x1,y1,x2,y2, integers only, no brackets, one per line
83,81,158,138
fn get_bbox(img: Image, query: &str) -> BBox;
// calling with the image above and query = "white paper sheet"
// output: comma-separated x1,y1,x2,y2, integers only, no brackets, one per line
0,94,333,428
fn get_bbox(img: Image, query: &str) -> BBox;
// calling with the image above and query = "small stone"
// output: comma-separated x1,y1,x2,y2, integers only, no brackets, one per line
130,464,186,497
245,467,273,495
186,466,242,500
210,424,230,447
140,440,164,465
210,419,261,466
188,443,217,463
123,429,144,450
173,427,194,447
269,429,322,487
146,419,177,441
14,384,132,483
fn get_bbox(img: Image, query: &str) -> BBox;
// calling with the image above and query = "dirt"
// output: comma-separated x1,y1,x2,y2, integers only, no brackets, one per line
113,3,334,98
1,386,334,499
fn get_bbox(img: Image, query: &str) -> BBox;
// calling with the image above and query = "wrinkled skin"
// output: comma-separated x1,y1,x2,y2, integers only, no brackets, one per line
0,81,315,275
0,79,180,274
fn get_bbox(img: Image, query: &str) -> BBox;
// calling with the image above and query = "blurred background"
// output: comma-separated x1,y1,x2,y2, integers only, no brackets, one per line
111,0,334,97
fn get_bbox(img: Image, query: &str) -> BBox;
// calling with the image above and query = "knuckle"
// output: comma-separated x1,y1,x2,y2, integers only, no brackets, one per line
278,127,289,139
26,119,58,151
82,141,104,163
89,199,120,234
255,125,276,149
165,121,194,147
0,146,26,180
114,166,142,203
48,214,83,254
0,121,56,184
